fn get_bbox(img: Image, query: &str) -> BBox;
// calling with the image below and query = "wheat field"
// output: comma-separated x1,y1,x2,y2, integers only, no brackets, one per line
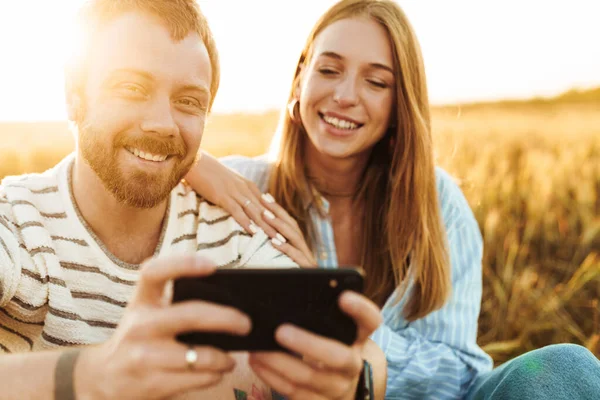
1,93,599,366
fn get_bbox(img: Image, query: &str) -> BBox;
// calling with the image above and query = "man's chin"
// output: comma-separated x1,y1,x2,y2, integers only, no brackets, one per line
111,183,172,209
106,169,181,209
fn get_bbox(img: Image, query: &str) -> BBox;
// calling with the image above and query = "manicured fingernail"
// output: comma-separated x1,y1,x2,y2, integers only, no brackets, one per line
264,210,276,219
276,233,287,243
271,238,283,246
262,193,275,203
249,222,258,234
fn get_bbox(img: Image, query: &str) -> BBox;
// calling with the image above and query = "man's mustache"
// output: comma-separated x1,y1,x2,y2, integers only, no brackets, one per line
115,134,187,157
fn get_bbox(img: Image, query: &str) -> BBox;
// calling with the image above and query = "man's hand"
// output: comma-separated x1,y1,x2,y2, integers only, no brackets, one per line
74,254,252,400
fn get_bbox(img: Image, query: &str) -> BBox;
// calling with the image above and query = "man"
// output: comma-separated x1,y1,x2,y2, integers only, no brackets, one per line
0,0,294,398
0,1,387,399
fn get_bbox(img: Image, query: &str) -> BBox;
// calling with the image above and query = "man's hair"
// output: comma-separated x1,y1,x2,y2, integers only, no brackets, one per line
65,0,220,111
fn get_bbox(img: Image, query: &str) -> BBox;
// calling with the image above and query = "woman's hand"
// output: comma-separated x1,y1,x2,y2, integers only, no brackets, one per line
185,153,317,267
184,152,276,237
248,291,383,400
260,193,317,267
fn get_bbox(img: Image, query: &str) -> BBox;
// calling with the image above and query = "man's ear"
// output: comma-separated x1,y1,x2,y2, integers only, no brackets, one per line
64,72,85,122
65,89,82,123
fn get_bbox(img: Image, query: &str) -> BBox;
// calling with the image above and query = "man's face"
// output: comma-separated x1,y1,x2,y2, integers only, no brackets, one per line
75,12,212,208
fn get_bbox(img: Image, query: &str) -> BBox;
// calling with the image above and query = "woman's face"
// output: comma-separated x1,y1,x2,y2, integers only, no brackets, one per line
298,16,395,161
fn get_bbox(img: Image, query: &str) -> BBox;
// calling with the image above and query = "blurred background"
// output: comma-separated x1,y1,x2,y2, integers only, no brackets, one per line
1,1,598,365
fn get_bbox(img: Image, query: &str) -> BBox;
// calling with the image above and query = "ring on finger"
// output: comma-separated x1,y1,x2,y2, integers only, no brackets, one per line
185,347,198,371
242,198,252,208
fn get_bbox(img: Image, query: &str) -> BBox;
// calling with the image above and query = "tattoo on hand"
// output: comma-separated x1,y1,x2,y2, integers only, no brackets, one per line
234,385,287,400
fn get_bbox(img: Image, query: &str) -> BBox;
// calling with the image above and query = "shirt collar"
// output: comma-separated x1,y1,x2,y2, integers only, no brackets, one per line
302,185,331,215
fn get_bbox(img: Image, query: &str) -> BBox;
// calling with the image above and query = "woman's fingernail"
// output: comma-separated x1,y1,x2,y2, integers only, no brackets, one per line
264,210,276,220
276,233,287,243
271,238,283,246
249,222,258,234
262,193,275,203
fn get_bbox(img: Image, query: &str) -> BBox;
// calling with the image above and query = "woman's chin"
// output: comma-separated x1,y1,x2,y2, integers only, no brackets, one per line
314,144,354,160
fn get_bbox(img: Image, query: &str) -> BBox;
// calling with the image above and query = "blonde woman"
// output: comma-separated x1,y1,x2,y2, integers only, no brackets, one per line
186,0,600,399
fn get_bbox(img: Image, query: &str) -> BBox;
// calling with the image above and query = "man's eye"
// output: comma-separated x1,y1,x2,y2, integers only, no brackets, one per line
177,98,200,107
176,97,207,114
116,83,146,96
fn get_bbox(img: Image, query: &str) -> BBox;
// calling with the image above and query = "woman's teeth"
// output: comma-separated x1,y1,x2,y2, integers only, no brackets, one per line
126,147,168,162
322,115,360,130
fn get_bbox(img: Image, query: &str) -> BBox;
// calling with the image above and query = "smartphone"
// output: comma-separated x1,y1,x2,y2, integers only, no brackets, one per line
172,267,365,352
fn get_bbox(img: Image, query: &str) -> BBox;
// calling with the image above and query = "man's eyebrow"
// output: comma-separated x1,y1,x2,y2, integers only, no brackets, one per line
177,84,210,97
107,68,155,81
317,51,394,74
106,69,210,96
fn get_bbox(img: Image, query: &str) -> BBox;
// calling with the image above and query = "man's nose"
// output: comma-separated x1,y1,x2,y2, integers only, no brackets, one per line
140,97,178,137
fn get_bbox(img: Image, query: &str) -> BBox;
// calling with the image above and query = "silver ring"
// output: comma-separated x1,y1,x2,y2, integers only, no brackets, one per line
243,198,251,208
185,347,198,370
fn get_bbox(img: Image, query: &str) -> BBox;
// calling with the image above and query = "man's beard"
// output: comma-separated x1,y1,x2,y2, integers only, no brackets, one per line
78,121,195,209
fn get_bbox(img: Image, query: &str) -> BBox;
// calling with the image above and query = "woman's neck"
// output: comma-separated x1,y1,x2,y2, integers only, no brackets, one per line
304,142,370,199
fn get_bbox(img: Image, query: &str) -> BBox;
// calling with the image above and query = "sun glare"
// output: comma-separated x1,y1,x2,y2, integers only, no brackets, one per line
0,0,598,122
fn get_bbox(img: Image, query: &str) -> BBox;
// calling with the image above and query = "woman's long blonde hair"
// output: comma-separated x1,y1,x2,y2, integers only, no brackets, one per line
268,0,450,321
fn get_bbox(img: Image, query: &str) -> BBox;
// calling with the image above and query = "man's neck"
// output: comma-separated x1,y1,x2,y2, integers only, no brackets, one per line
71,156,169,265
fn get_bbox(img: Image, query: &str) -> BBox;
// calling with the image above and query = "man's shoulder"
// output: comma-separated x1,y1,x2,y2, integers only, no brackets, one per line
0,164,65,307
172,181,296,269
0,156,68,249
173,180,231,219
1,158,65,203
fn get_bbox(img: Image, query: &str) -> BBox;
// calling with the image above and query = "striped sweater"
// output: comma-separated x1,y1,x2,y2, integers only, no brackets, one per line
0,154,296,353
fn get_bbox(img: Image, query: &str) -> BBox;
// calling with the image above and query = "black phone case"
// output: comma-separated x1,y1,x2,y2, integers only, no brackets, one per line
172,267,364,352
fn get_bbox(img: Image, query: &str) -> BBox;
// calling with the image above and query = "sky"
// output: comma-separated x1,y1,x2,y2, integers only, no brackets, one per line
0,0,598,121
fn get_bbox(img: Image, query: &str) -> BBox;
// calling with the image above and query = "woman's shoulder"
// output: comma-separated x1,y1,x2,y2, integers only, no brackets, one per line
434,166,479,232
219,154,273,191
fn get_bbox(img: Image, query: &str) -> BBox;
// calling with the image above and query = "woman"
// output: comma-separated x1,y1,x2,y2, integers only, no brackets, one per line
187,0,600,399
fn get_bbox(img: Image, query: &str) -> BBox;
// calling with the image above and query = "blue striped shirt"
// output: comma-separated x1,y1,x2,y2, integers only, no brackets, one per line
220,154,494,399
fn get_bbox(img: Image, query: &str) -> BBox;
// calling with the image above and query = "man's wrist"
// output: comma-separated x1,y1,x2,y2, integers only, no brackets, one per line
54,348,82,400
72,346,102,400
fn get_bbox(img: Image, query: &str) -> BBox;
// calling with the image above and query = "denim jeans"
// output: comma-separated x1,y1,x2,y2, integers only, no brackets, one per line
467,343,600,400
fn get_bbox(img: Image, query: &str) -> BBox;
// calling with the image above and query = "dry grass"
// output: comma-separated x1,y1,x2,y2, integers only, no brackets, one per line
1,96,599,366
432,101,600,364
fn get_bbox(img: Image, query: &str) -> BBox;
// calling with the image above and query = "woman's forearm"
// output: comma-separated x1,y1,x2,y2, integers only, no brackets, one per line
184,150,217,189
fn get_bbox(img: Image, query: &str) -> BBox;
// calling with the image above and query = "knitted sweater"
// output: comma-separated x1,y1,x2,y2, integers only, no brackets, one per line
0,153,295,353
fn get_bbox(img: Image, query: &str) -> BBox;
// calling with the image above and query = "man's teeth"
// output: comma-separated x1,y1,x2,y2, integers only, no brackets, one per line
322,115,359,130
127,147,168,162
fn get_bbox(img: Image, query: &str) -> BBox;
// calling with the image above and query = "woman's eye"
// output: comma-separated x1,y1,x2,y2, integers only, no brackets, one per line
318,68,339,76
367,80,388,89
